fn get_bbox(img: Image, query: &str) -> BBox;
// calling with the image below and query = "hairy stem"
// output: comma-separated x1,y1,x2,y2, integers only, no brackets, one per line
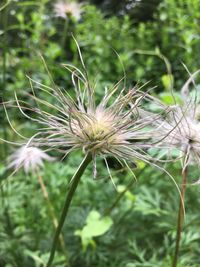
46,154,92,267
37,173,70,266
172,166,188,267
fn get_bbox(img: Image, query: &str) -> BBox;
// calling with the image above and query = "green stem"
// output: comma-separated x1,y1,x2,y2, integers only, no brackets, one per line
2,2,9,157
103,168,145,216
61,18,69,51
172,166,188,267
46,154,92,267
103,178,135,216
37,173,70,266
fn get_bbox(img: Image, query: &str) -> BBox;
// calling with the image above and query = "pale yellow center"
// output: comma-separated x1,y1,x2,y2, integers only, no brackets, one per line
71,109,123,151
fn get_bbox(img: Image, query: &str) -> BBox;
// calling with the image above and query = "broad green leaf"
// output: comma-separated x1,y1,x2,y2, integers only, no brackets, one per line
75,210,113,250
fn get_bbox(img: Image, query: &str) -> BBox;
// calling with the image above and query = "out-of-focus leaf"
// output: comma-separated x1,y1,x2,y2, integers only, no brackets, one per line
161,74,174,91
75,210,113,251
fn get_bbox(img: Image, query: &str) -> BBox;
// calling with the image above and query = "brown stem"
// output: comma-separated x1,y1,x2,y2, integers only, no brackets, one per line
37,173,70,267
172,166,188,267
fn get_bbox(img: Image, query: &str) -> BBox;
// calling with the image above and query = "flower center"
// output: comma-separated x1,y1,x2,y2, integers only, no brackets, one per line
85,120,112,141
71,109,121,152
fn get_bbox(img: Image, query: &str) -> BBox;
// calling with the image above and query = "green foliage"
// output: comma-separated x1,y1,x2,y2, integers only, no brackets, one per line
1,158,200,266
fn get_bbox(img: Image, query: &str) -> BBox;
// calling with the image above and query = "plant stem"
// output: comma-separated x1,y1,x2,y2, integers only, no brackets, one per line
103,178,135,216
1,2,9,157
1,3,12,237
61,18,68,51
37,173,70,266
172,166,188,267
46,154,92,267
103,168,145,216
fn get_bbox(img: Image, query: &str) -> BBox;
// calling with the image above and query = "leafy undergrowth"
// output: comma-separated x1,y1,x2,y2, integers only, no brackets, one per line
1,153,200,267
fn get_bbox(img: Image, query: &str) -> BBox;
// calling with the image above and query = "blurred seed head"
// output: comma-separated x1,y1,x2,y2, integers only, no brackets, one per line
53,0,82,20
8,145,54,173
152,70,200,166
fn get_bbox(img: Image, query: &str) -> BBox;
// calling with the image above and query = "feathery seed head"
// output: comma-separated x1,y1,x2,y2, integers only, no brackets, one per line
152,70,200,165
31,81,151,163
10,44,158,178
8,146,54,173
53,0,82,20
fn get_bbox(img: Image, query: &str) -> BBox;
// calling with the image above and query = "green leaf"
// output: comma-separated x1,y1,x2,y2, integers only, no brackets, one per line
161,74,174,91
75,210,113,250
117,185,136,202
159,92,182,105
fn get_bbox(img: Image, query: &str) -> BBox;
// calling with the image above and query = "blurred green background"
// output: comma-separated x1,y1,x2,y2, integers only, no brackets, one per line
1,0,200,266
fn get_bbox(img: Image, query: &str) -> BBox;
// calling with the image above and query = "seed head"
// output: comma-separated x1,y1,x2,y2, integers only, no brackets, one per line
26,83,152,174
53,0,82,20
8,145,54,173
152,70,200,166
11,48,158,178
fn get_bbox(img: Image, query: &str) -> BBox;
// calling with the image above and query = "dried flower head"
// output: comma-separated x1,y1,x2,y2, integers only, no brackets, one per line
152,70,200,167
8,145,54,173
53,0,82,20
